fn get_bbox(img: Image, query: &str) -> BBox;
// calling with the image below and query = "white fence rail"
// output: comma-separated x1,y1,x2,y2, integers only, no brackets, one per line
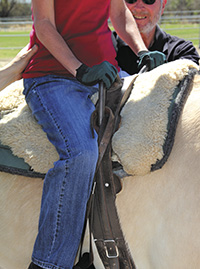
0,12,200,50
160,11,200,47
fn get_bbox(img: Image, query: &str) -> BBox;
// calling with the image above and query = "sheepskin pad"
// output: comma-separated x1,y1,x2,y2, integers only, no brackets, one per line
0,80,59,174
0,59,198,176
112,59,199,176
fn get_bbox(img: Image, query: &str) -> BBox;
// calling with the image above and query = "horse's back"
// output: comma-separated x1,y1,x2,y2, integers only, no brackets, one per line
116,73,200,269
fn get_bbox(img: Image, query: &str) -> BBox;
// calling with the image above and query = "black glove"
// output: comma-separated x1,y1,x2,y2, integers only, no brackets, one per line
76,61,118,89
138,50,166,71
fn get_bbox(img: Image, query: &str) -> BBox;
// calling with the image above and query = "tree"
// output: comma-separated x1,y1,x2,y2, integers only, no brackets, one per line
0,0,17,17
165,0,200,12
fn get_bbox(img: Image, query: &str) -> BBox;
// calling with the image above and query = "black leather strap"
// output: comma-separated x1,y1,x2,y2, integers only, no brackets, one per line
75,75,139,269
89,76,138,268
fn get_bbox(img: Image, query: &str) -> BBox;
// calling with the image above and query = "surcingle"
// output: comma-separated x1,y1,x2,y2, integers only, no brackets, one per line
0,59,199,177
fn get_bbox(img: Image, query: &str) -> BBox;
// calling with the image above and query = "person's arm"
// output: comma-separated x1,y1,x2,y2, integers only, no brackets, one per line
32,0,82,76
0,44,38,91
110,0,147,55
110,0,166,71
31,0,117,89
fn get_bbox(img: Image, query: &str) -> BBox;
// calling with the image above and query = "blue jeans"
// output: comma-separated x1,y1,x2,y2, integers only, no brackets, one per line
23,75,99,269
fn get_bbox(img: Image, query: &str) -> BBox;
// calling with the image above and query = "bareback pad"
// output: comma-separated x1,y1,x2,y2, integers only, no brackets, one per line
0,59,199,177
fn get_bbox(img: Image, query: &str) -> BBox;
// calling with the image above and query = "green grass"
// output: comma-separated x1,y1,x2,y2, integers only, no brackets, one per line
0,24,199,60
0,31,30,59
159,23,199,47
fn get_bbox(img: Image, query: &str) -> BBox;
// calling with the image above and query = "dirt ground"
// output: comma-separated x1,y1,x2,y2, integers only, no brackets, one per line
0,59,10,68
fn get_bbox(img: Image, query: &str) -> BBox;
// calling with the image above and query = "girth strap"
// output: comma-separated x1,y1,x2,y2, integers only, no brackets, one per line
89,74,140,268
90,106,136,269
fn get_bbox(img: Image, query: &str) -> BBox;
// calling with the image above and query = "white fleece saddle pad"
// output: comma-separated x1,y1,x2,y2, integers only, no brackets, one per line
112,59,199,175
0,59,199,176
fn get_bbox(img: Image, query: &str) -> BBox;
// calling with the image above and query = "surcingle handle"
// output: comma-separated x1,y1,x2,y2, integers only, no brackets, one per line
99,81,106,126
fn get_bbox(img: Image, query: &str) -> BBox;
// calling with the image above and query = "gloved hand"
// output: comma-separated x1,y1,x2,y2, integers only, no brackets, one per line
138,50,166,71
76,61,118,89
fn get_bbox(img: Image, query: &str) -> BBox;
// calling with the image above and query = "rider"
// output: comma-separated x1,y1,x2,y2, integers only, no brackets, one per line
113,0,200,75
22,1,166,268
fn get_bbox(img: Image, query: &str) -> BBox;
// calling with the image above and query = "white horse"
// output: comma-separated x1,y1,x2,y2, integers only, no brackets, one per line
0,60,200,269
115,73,200,269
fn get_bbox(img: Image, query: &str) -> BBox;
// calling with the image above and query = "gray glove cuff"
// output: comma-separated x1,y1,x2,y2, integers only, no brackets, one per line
137,50,149,57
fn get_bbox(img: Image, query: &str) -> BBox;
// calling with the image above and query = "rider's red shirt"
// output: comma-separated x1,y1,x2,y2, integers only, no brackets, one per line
23,0,119,78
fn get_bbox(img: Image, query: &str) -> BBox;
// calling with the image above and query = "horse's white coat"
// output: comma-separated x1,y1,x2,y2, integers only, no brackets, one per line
115,74,200,269
0,70,200,269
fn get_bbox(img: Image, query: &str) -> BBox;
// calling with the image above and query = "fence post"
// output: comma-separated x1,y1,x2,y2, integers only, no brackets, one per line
199,20,200,48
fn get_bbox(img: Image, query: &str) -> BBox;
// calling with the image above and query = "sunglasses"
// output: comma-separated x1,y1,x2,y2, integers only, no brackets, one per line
125,0,156,5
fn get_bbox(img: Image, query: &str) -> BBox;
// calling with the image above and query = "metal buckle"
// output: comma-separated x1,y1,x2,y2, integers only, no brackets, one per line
104,240,119,259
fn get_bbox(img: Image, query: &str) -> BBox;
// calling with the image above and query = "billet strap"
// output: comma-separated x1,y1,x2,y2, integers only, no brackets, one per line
88,76,138,268
91,140,136,268
90,104,136,268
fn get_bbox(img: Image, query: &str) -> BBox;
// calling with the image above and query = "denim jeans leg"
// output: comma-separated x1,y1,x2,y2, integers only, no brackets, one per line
23,76,99,269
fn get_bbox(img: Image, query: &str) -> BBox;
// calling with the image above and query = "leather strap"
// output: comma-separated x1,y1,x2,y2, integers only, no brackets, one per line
75,74,139,269
91,138,136,268
89,76,139,268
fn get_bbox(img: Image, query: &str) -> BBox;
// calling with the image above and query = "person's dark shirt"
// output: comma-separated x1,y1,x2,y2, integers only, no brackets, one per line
113,25,200,75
